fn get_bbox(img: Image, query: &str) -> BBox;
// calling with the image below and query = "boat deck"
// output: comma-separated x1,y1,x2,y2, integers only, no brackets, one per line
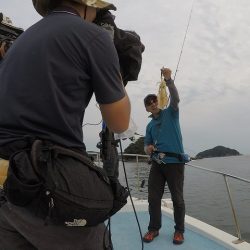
111,211,228,250
110,199,250,250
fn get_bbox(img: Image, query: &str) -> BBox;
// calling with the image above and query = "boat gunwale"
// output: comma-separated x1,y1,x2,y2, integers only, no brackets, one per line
120,198,250,250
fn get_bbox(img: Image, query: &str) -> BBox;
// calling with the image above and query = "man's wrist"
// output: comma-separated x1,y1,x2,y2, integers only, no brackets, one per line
164,78,174,85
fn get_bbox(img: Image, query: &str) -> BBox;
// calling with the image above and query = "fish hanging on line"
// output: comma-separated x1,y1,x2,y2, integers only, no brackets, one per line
157,73,169,109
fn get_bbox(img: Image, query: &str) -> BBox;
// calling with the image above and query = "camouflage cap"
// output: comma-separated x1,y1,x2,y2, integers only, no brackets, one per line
32,0,116,17
0,13,13,26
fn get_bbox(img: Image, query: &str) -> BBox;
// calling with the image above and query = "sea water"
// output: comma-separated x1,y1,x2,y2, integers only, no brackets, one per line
117,155,250,243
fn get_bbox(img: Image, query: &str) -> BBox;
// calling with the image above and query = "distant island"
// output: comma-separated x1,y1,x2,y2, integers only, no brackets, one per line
195,146,240,159
123,138,241,160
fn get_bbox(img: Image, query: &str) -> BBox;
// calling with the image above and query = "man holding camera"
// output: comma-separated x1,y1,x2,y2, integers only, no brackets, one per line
0,0,130,249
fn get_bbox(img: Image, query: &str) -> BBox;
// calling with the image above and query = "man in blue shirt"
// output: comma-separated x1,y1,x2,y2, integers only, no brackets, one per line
143,67,185,245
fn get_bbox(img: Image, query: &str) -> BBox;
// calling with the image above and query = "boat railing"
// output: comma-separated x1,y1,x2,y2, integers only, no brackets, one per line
87,151,250,243
186,162,250,243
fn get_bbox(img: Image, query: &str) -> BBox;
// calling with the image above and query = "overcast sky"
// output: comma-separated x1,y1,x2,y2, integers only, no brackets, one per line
2,0,250,156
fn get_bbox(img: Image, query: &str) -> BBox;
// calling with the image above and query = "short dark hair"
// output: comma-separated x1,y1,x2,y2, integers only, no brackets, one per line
48,0,63,11
144,94,157,106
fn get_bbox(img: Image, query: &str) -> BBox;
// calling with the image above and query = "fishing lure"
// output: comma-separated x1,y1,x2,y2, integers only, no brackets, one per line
157,74,169,109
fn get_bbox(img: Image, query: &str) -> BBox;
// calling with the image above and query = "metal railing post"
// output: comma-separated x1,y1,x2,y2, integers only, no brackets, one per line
186,163,249,244
223,175,243,243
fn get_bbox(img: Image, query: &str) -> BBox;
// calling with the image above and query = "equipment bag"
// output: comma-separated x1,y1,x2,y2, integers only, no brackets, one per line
3,140,128,226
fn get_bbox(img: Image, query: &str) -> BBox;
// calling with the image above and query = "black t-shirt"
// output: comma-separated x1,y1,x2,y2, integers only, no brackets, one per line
0,10,125,150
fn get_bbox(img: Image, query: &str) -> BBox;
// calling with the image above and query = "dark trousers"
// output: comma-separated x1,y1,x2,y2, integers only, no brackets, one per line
148,162,185,233
0,201,111,250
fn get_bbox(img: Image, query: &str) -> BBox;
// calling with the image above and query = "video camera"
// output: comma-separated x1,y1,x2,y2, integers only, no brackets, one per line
94,10,145,86
0,13,23,54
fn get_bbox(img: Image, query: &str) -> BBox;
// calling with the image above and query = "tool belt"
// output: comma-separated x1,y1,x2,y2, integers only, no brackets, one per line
2,139,128,226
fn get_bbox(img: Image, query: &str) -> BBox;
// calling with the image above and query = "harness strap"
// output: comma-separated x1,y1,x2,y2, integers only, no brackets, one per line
154,151,183,162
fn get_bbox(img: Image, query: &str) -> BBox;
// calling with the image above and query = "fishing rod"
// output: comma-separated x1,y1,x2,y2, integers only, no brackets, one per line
156,0,195,111
82,103,102,128
173,0,195,81
140,0,196,189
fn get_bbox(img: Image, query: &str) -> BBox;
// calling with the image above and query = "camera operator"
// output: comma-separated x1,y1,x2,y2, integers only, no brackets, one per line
0,1,130,249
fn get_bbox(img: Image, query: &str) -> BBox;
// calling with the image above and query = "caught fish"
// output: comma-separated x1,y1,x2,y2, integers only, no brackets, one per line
157,76,169,109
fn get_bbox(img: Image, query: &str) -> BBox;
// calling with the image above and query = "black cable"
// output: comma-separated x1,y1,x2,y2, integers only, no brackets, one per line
108,219,113,250
103,218,113,250
119,140,144,250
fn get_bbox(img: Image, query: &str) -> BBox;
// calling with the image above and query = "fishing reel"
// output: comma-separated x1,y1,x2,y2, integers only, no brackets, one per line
148,147,164,165
152,152,166,165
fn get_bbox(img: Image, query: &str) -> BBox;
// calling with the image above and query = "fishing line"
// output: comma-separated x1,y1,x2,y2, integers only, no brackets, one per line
119,140,144,250
184,147,197,158
173,0,195,81
82,103,102,128
134,132,144,137
82,119,102,128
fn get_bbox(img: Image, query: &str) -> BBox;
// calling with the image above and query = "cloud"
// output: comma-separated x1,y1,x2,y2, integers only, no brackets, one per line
1,0,250,154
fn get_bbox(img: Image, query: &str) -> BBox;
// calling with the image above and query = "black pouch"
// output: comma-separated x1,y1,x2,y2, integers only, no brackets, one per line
4,140,128,226
4,149,44,206
108,177,128,217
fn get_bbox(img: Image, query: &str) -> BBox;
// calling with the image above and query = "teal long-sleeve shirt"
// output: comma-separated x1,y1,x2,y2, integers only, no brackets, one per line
144,81,184,164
